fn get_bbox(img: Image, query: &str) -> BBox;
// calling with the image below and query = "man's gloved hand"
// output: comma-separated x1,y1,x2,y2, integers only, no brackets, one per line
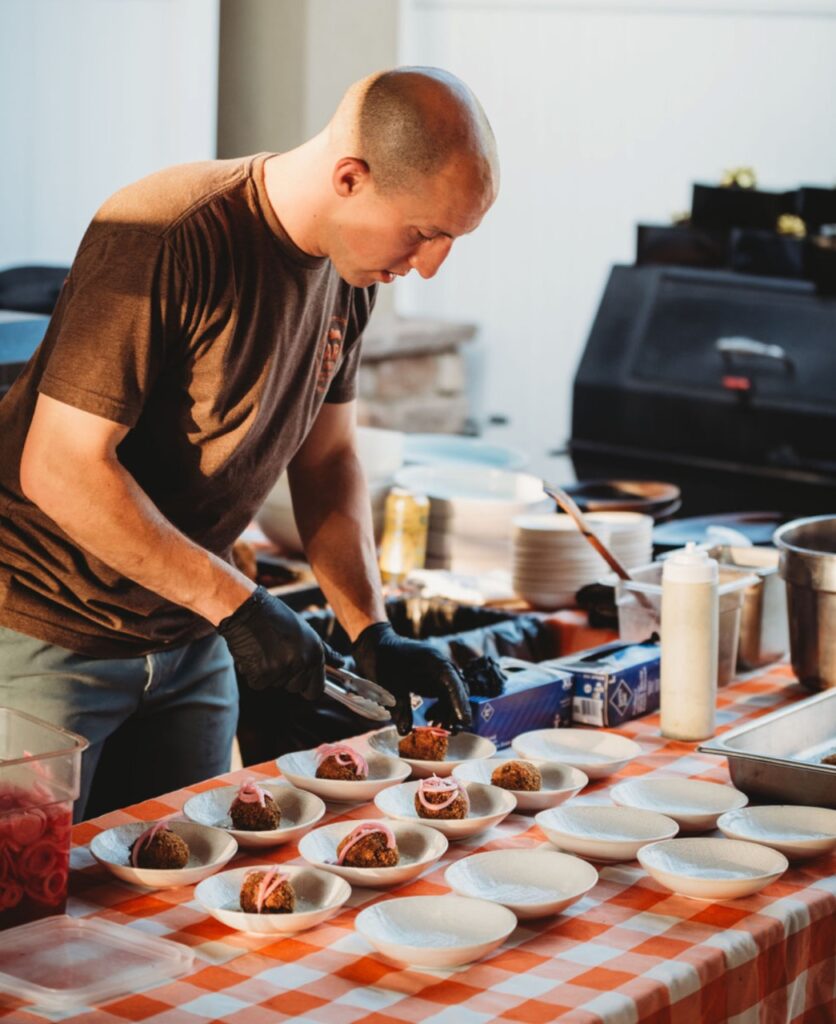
351,622,472,736
218,586,344,698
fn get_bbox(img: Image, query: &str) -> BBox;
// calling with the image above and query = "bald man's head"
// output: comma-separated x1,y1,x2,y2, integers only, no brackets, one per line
336,67,498,199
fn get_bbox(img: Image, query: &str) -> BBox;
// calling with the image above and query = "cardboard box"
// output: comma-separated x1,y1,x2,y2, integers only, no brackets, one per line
551,641,661,728
415,657,573,749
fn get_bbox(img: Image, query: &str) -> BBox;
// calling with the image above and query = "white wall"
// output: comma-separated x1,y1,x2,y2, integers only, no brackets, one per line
396,0,836,476
0,0,219,267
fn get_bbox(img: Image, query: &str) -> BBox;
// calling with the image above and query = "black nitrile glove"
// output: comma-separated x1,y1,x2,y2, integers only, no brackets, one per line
218,586,344,698
351,622,473,736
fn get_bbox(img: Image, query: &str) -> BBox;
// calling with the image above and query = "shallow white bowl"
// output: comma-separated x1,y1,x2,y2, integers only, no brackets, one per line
374,781,516,840
536,805,679,862
194,864,350,935
276,749,411,803
451,760,588,813
90,820,237,889
717,805,836,860
368,727,497,779
611,778,748,832
298,819,447,888
638,837,788,901
444,849,598,919
182,783,325,849
512,729,642,779
355,894,517,968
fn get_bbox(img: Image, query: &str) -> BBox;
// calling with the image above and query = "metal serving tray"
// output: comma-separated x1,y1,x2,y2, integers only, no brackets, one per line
699,689,836,808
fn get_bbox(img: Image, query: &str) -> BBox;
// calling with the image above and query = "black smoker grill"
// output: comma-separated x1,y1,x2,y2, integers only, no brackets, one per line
570,264,836,517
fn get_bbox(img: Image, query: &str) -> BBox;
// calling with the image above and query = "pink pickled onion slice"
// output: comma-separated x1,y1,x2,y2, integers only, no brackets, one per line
314,744,368,776
417,775,469,812
335,822,396,865
0,882,23,909
411,726,449,738
19,840,57,877
237,779,267,806
130,821,171,867
41,868,68,904
10,809,47,846
249,866,288,913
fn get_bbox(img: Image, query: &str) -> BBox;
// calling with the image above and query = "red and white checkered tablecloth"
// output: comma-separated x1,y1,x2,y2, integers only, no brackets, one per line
2,665,834,1024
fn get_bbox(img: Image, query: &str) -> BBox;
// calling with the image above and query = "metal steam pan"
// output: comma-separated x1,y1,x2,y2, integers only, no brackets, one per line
699,688,836,808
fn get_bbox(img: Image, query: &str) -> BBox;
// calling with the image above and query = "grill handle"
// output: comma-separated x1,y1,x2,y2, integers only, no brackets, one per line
715,336,794,371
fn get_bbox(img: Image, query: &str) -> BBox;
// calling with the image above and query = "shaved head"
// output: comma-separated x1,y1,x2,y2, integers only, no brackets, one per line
334,67,498,198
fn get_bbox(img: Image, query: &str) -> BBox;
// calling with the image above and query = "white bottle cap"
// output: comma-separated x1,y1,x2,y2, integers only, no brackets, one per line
662,542,719,584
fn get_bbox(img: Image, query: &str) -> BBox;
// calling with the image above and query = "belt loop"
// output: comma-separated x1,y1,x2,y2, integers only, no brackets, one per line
144,654,155,693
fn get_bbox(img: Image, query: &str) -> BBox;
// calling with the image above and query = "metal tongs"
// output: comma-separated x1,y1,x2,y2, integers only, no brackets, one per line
324,664,397,722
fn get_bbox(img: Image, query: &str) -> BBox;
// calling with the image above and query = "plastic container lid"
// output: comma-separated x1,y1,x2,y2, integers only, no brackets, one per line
0,915,194,1010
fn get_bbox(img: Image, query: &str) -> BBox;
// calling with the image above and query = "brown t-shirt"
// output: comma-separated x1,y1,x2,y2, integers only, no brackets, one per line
0,154,375,657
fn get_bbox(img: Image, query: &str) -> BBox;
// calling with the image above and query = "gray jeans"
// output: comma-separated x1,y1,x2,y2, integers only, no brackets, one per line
0,625,238,822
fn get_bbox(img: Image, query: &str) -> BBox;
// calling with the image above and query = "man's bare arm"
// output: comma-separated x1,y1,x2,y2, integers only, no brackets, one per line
287,401,386,642
20,394,254,625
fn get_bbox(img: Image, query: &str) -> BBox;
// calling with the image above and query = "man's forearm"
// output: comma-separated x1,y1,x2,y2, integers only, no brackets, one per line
25,451,254,626
289,451,386,642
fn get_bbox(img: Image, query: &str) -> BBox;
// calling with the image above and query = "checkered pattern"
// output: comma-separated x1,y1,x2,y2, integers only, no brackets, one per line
3,664,833,1023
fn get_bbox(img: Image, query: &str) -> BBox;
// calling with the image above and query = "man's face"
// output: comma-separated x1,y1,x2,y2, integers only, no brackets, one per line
327,155,495,288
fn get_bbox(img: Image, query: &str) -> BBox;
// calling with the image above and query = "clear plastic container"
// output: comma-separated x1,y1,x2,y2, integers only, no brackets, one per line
615,562,757,686
0,709,88,929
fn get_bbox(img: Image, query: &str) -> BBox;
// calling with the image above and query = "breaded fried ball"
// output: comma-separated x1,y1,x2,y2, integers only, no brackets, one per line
239,871,295,913
414,790,469,820
229,792,282,831
398,728,448,761
129,828,189,869
336,830,399,868
316,756,365,781
491,760,542,792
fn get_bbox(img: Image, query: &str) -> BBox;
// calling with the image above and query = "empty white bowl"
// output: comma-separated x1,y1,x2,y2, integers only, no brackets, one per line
90,820,237,889
298,819,447,888
611,778,748,832
451,760,588,813
368,727,496,779
512,729,642,779
444,849,598,919
374,781,516,840
276,749,411,803
194,864,351,936
638,838,788,901
355,895,517,968
717,805,836,860
536,805,679,862
182,782,325,849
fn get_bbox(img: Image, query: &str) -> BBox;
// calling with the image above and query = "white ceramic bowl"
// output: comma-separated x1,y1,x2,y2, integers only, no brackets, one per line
89,820,237,889
374,781,516,840
444,849,598,919
512,729,642,779
611,778,748,832
298,819,447,888
276,749,411,803
367,727,497,779
638,838,788,901
355,895,517,968
194,864,351,936
182,782,325,849
536,805,679,862
451,760,588,813
717,805,836,860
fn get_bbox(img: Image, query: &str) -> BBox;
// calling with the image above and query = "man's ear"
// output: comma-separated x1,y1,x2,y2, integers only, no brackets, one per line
332,156,371,198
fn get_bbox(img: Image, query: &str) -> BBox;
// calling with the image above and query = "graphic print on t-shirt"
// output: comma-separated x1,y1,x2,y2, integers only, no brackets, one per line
316,315,346,393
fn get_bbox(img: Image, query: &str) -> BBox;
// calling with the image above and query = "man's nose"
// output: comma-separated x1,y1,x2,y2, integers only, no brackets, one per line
409,236,453,279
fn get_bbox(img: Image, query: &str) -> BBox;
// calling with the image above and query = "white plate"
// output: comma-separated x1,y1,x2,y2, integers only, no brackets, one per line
182,783,325,849
89,820,237,889
374,781,516,840
611,778,748,832
512,729,642,779
298,819,447,887
444,849,598,919
403,434,528,471
638,838,788,901
355,894,517,968
451,760,588,813
276,748,411,802
195,864,350,935
536,805,679,862
367,727,497,779
717,805,836,860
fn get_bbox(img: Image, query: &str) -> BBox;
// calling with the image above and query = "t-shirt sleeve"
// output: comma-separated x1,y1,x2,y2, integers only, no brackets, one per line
37,229,190,427
324,284,377,404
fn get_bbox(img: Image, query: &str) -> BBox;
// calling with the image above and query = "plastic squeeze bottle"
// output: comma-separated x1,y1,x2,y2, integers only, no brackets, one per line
660,543,719,741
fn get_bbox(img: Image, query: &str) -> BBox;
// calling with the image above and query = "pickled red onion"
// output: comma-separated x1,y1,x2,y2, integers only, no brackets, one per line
246,866,288,913
315,744,368,776
237,779,268,806
335,822,396,865
130,821,170,867
411,726,449,738
417,775,469,812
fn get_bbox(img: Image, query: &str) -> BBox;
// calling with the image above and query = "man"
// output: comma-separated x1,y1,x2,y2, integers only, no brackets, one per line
0,67,499,820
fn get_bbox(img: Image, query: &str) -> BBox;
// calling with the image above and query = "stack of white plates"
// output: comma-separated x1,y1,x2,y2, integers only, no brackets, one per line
393,464,549,574
511,511,653,609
